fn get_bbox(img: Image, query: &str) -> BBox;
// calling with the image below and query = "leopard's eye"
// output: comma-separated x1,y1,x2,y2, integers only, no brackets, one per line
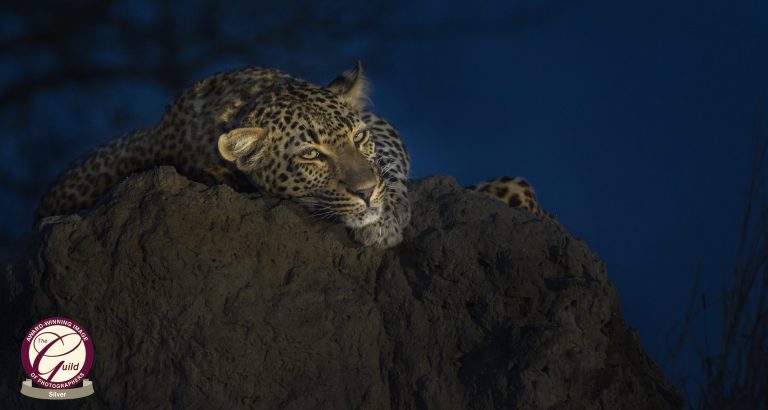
300,149,321,160
353,130,368,145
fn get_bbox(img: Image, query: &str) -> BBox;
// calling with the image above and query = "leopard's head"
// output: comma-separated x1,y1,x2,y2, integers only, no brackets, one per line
218,62,385,228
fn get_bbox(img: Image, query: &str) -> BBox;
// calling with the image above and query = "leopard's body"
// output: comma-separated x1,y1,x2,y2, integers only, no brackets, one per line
36,63,547,248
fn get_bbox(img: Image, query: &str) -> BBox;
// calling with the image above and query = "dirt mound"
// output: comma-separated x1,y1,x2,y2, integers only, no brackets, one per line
0,167,681,409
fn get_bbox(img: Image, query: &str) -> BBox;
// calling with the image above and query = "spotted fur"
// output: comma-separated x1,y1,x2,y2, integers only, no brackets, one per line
466,176,551,219
36,63,410,248
36,63,548,248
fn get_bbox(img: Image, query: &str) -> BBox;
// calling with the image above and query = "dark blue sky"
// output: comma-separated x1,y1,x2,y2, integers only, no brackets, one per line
365,1,766,391
1,0,766,401
316,0,767,393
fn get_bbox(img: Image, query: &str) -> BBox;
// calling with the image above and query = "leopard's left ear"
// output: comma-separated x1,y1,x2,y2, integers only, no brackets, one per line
327,61,370,110
218,127,268,170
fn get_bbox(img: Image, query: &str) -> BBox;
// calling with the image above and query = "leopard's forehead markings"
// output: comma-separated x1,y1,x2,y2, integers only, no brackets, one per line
258,96,365,147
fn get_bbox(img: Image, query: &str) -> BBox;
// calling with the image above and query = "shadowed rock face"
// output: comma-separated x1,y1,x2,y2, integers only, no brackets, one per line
0,167,682,409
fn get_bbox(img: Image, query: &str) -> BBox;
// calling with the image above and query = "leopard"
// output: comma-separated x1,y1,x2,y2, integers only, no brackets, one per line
466,176,552,219
35,62,549,248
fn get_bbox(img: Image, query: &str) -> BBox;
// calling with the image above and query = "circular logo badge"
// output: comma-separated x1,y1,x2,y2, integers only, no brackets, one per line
20,317,94,390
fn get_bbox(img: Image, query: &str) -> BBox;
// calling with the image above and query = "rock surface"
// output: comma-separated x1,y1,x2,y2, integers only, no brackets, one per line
0,167,682,409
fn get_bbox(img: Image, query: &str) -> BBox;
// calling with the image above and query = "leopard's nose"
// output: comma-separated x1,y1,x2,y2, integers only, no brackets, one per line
349,185,375,205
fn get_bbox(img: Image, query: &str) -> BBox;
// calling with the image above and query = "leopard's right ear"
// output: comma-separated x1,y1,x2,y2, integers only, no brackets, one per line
327,61,370,110
218,127,268,169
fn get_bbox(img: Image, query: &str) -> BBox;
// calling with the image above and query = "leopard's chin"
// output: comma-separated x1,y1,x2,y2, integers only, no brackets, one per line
343,205,383,228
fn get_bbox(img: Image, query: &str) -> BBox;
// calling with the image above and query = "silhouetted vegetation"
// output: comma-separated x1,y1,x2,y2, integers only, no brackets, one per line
667,113,768,409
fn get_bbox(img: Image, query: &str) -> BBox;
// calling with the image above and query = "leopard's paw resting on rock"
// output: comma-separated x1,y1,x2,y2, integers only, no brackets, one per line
351,217,403,249
350,183,410,249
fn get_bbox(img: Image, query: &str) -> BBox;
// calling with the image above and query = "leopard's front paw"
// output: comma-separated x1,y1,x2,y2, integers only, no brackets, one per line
351,180,411,248
351,218,403,249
